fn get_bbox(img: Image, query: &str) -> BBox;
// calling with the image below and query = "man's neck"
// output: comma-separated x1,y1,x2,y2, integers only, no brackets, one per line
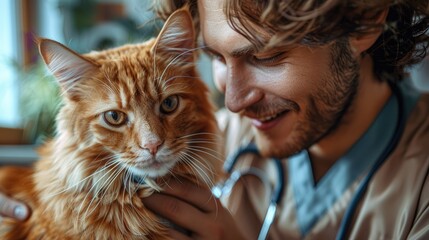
308,55,392,182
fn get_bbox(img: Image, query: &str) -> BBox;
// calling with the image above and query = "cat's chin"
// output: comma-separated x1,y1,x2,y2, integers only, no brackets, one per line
127,160,176,179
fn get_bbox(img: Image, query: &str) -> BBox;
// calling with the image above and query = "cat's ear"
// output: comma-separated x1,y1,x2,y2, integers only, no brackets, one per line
37,38,99,96
151,7,195,67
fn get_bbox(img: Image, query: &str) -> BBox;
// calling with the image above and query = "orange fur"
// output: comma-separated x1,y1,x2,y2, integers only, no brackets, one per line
0,8,222,240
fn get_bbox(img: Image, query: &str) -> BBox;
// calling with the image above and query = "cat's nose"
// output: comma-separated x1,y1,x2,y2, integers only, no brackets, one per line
142,140,164,155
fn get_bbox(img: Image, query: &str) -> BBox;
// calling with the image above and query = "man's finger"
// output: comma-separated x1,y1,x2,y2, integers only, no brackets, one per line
0,193,29,221
161,178,220,212
143,193,212,233
168,228,193,240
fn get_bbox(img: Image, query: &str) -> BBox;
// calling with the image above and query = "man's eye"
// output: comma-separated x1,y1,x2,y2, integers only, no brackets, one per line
207,51,225,63
252,52,285,64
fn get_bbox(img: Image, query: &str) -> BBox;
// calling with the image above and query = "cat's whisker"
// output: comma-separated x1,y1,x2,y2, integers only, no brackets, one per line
162,83,189,94
125,185,152,223
178,132,223,140
121,170,129,226
163,75,201,87
179,151,215,189
157,60,197,87
166,169,182,185
82,161,124,221
158,175,173,191
177,155,200,184
96,75,118,96
78,160,121,218
181,150,216,177
157,175,169,189
157,45,207,83
59,85,76,98
185,139,223,147
46,155,118,199
185,140,224,148
124,168,134,200
119,166,148,227
186,142,223,157
180,150,223,218
162,81,190,89
152,38,160,89
162,76,202,92
185,146,225,164
184,136,221,142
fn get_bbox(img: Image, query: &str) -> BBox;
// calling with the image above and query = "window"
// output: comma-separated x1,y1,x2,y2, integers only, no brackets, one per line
0,0,20,128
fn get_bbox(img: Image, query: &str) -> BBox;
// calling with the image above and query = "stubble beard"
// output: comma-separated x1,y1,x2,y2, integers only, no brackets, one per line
257,40,360,159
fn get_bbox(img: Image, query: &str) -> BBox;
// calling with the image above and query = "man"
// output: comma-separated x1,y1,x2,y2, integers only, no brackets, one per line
142,0,429,239
2,0,429,239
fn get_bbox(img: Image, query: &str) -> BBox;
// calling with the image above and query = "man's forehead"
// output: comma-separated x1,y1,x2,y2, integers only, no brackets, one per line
198,1,250,53
198,0,223,12
198,0,278,53
198,3,244,49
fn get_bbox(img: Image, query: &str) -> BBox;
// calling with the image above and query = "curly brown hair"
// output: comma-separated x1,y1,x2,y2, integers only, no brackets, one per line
152,0,429,82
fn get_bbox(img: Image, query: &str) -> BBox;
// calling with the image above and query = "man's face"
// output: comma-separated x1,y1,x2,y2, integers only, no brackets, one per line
199,0,360,158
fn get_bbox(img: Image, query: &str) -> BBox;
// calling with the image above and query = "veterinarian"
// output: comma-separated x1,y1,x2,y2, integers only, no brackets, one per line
2,0,429,239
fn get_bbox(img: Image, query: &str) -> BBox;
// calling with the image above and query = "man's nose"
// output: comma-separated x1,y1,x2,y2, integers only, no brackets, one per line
224,66,263,113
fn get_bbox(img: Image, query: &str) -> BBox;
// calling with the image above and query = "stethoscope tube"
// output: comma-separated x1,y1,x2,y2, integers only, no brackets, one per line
258,158,284,240
223,143,260,174
215,143,285,240
336,83,405,240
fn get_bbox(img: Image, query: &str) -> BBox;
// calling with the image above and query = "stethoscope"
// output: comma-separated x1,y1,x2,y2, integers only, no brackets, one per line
212,143,284,240
212,83,406,240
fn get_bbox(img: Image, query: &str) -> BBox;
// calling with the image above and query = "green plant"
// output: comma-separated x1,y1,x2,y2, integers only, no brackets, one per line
17,62,60,144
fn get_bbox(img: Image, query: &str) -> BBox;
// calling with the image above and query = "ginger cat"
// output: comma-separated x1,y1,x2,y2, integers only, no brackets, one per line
0,8,222,240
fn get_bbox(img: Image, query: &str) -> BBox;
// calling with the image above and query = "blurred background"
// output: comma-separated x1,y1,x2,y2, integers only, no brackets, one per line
0,0,428,164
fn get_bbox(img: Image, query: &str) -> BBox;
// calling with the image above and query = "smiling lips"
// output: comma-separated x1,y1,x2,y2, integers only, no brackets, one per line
250,110,290,130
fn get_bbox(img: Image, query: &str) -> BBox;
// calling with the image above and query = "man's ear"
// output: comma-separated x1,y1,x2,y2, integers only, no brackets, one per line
349,9,389,56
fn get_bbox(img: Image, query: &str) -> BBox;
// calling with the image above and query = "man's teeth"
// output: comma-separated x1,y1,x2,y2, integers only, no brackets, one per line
259,112,283,122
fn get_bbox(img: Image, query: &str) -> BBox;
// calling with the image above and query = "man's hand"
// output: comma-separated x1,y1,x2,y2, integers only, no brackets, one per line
142,178,245,240
0,193,30,222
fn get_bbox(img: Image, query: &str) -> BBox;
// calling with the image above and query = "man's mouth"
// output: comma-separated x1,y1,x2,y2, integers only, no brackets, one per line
258,110,289,122
250,110,290,130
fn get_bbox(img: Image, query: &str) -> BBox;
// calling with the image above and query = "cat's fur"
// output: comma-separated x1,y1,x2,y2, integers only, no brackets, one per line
0,8,222,240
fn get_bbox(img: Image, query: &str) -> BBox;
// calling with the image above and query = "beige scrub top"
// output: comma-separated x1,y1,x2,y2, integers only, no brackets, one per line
216,82,429,240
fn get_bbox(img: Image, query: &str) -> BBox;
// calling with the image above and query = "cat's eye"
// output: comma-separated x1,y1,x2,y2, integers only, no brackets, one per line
103,110,127,127
160,95,179,114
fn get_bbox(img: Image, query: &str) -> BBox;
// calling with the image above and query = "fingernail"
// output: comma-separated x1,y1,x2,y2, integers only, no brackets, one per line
14,205,28,220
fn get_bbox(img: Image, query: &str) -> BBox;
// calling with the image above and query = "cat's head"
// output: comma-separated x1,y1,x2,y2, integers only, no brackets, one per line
38,8,220,187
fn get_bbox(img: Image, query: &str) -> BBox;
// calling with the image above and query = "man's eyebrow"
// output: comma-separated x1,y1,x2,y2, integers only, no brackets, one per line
199,41,255,58
230,45,255,58
199,42,214,54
